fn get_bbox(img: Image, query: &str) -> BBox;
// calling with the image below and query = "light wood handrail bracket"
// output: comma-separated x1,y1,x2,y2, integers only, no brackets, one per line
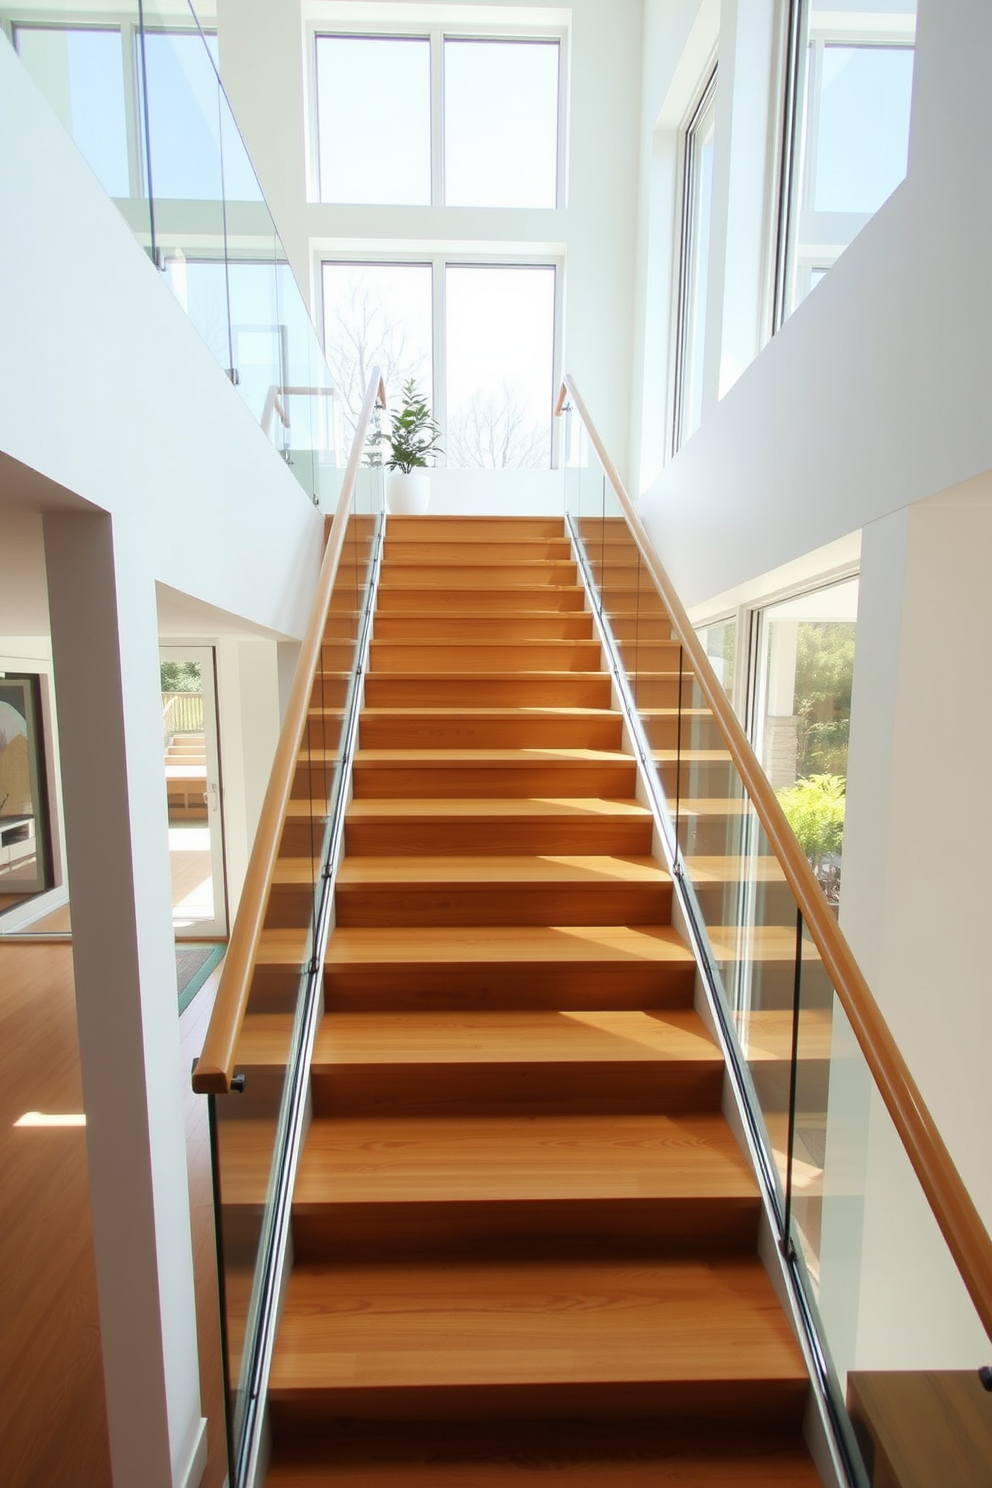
557,373,992,1342
193,371,386,1096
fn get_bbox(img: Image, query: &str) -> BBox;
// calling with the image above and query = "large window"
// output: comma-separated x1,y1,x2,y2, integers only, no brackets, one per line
672,66,716,453
776,1,916,321
10,20,263,204
753,578,859,907
314,29,563,207
13,24,130,197
321,258,558,467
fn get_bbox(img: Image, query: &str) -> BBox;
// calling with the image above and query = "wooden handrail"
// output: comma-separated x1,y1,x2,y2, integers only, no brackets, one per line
193,370,386,1096
558,373,992,1342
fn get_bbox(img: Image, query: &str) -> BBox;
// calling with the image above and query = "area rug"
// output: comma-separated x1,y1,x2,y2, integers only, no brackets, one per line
176,942,225,1015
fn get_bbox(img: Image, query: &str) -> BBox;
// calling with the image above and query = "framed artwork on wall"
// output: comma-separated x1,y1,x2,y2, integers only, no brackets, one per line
0,675,52,899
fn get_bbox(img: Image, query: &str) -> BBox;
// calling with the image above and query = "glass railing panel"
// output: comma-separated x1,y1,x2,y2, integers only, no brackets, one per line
563,444,802,1213
138,3,233,380
788,960,990,1484
8,0,346,511
672,699,801,1209
8,3,154,249
211,460,384,1468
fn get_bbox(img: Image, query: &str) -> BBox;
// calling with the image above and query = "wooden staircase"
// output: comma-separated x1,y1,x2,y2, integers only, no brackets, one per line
242,515,820,1484
165,731,207,821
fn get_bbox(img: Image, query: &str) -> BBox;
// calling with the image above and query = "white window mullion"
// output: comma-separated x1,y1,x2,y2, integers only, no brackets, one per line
121,20,144,201
432,257,447,463
431,27,444,205
550,263,564,468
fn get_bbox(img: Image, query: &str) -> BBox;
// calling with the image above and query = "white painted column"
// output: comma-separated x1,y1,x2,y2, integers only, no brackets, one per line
43,512,206,1488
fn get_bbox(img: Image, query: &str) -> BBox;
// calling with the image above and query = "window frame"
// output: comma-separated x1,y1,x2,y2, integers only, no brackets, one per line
5,11,222,203
307,20,568,208
772,1,916,328
671,62,717,457
318,250,564,469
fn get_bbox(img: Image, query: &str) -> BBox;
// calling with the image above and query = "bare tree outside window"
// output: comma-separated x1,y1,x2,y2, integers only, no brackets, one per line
447,384,549,468
322,263,433,446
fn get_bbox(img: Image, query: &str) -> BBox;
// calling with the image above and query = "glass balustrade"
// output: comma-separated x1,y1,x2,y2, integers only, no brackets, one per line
4,0,341,509
563,404,991,1487
210,460,383,1476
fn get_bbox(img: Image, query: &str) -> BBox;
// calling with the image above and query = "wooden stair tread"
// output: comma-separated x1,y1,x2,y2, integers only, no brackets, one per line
236,1009,719,1070
337,855,670,889
326,924,694,968
737,1008,834,1061
316,1009,717,1066
361,671,609,684
684,856,787,885
372,614,596,639
346,797,651,823
707,926,826,963
355,749,631,765
293,1113,757,1208
269,1256,808,1393
360,707,615,720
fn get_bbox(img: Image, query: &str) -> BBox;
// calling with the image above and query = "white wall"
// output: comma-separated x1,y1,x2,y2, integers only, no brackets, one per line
214,0,644,482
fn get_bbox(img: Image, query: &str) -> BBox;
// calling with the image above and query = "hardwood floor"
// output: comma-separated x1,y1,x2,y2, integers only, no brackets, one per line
0,942,111,1488
0,941,228,1488
219,515,820,1485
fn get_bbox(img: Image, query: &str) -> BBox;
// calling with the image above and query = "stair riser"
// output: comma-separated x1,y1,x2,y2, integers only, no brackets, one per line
387,517,566,541
358,716,623,750
216,1068,286,1121
659,760,737,797
333,882,672,928
268,1378,808,1427
376,588,587,614
720,959,834,1013
318,643,359,672
363,676,612,708
381,564,578,589
369,643,603,673
265,884,323,930
677,814,749,857
620,677,685,708
343,817,654,857
265,1419,820,1484
372,614,594,642
615,643,683,671
323,617,361,643
383,541,573,565
248,970,308,1014
351,762,637,799
640,717,725,751
292,1196,758,1263
311,672,351,709
324,964,695,1011
310,1061,723,1119
303,716,346,751
690,881,796,926
281,817,330,856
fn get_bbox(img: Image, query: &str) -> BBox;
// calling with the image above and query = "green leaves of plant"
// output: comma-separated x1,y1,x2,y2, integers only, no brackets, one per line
385,378,443,473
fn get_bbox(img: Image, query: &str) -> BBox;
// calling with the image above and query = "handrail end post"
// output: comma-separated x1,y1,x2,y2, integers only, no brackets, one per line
191,1063,232,1096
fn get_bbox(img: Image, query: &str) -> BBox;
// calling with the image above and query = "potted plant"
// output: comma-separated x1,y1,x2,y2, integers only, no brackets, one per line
383,379,442,515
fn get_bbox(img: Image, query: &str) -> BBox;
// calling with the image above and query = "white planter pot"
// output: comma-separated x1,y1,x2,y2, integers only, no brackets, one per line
386,469,430,515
